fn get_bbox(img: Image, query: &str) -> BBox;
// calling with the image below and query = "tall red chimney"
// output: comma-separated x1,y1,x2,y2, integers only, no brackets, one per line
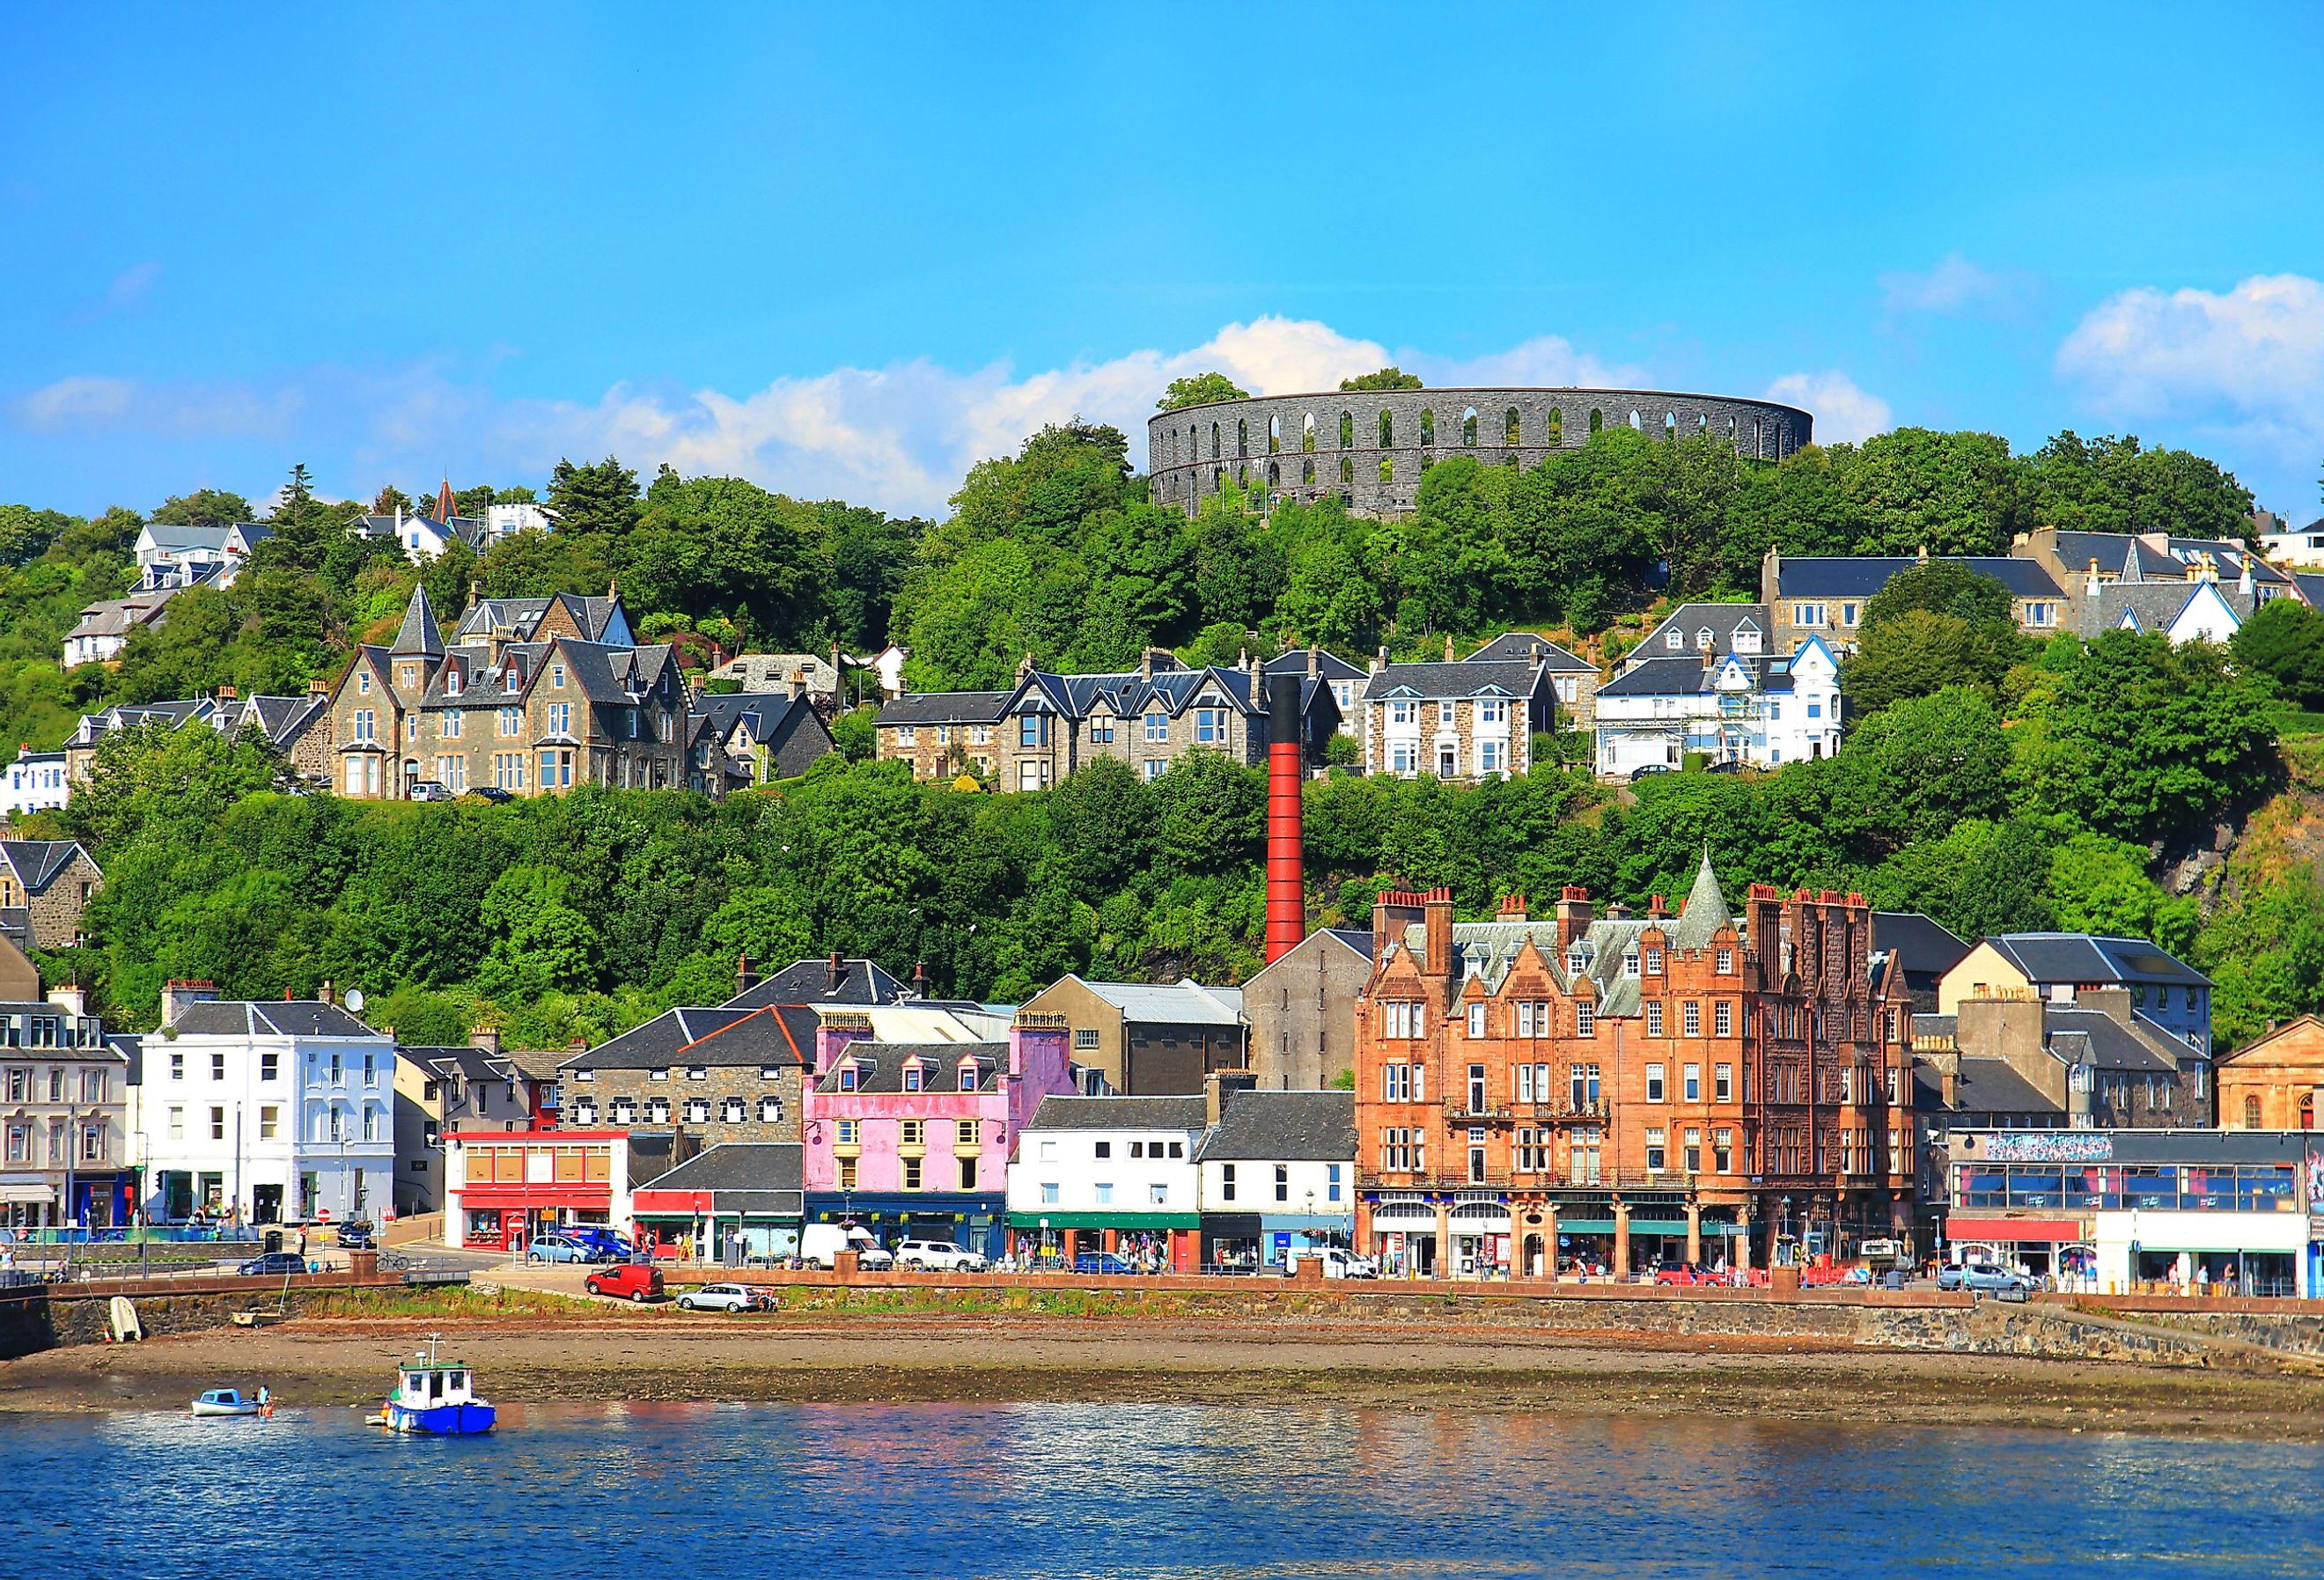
1264,673,1305,963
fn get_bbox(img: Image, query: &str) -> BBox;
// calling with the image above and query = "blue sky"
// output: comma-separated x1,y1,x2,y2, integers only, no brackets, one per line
4,3,2322,520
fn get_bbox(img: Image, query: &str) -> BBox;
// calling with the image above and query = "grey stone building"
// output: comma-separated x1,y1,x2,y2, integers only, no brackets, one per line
559,1003,814,1147
1244,929,1375,1091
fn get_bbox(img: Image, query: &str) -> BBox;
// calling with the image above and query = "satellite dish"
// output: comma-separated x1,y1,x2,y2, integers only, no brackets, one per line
345,988,366,1014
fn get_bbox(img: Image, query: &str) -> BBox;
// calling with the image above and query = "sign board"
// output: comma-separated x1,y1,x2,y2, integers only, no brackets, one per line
1984,1133,2114,1163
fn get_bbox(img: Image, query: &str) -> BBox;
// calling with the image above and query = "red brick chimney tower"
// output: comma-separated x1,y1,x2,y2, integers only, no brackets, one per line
1264,673,1305,962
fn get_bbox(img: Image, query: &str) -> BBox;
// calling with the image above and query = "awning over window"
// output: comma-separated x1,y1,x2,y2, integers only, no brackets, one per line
0,1178,55,1205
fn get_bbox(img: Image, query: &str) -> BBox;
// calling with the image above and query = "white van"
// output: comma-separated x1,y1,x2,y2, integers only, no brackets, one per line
1283,1246,1375,1280
801,1224,893,1270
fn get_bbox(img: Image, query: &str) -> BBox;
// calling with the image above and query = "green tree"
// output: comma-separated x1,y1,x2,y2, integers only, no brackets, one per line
473,865,605,999
1842,610,2012,714
1156,371,1250,410
2231,597,2324,710
151,488,254,528
2027,431,2254,537
1340,368,1423,391
547,457,643,539
1859,558,2016,628
2046,831,2198,954
62,720,281,850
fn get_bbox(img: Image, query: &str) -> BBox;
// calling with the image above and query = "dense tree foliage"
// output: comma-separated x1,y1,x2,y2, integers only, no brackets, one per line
1155,372,1249,410
1340,368,1423,391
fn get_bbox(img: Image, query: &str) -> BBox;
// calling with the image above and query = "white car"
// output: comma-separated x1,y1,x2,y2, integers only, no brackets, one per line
677,1282,768,1312
894,1238,989,1273
1285,1246,1377,1280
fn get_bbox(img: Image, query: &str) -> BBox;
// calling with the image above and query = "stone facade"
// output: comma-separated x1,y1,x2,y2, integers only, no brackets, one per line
0,841,102,951
2217,1015,2324,1130
1359,656,1556,782
1246,929,1374,1091
1150,388,1813,518
558,1005,813,1149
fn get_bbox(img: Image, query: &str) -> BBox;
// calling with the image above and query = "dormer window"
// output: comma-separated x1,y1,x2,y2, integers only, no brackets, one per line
1622,948,1641,979
838,1064,857,1092
1666,628,1683,650
958,1062,978,1091
1566,947,1586,976
504,668,520,694
902,1064,923,1092
446,669,463,697
1695,628,1712,650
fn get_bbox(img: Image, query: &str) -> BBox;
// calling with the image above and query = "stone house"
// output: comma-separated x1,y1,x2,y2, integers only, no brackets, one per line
0,839,102,952
0,988,130,1228
1358,651,1557,781
686,689,834,794
557,1004,815,1147
1244,927,1374,1091
66,689,331,786
1939,933,2213,1061
327,584,688,799
1463,633,1600,731
1760,549,2069,653
1014,977,1246,1096
2215,1015,2324,1131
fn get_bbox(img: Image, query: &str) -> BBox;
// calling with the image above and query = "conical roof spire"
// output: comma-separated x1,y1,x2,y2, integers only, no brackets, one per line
434,476,457,521
391,582,445,658
1673,844,1732,947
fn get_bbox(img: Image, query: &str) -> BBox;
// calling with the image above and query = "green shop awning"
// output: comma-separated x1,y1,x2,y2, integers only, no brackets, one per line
1006,1209,1200,1231
1549,1218,1695,1234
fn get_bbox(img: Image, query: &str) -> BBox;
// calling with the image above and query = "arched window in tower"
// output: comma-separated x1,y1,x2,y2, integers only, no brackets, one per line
1379,409,1394,449
1238,419,1248,458
1340,456,1355,484
1697,413,1710,436
1629,409,1642,430
1589,408,1603,436
1379,455,1394,482
1547,408,1563,446
1237,462,1247,487
1505,407,1521,446
1301,457,1314,485
1726,415,1737,442
1665,411,1678,442
1211,423,1221,459
1267,460,1280,489
1302,412,1316,452
1268,415,1281,454
1213,466,1225,494
1339,411,1354,449
1462,407,1479,446
1419,408,1435,446
1754,419,1764,459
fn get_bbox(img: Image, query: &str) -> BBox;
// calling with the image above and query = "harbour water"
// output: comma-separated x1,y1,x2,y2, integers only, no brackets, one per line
10,1402,2320,1576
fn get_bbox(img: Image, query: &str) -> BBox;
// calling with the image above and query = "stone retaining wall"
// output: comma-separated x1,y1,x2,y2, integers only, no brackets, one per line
0,1272,407,1360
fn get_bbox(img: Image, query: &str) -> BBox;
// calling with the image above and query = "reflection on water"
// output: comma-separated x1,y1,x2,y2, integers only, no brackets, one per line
12,1403,2320,1577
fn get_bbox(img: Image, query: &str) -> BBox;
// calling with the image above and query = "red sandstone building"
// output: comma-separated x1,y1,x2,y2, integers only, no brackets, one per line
1351,859,1913,1277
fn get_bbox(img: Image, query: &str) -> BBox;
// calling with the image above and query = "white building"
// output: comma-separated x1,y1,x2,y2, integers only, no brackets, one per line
1593,633,1841,778
1,753,69,820
485,501,557,540
1193,1087,1356,1268
135,984,397,1226
1005,1092,1204,1265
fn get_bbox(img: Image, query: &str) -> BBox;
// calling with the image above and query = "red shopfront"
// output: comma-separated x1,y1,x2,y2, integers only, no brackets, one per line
448,1130,627,1250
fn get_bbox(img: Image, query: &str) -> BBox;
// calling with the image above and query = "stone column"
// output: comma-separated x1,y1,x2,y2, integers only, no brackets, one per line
1433,1197,1452,1281
1061,1228,1077,1267
1685,1200,1703,1268
1734,1203,1754,1274
1613,1199,1631,1282
1541,1203,1560,1281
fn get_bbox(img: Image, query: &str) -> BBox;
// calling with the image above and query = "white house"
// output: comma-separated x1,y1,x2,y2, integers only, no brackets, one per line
485,501,557,540
1,753,69,820
1593,635,1841,777
1005,1092,1204,1268
1192,1087,1356,1268
135,984,396,1226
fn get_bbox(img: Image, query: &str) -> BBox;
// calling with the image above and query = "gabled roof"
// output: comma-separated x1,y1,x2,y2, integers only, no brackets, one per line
1914,1057,2060,1116
1461,633,1594,671
2044,1008,2180,1072
1195,1090,1355,1162
1026,1094,1209,1132
876,691,1011,727
1980,934,2210,989
1872,912,1971,980
1261,649,1369,681
1362,659,1547,702
1069,978,1244,1025
1596,656,1720,698
1246,927,1374,985
166,1001,385,1039
1773,556,2064,599
0,840,91,894
1629,602,1769,664
724,957,910,1009
563,1004,817,1071
2073,578,2254,640
139,523,235,554
816,1040,1005,1093
634,1141,805,1214
452,592,624,646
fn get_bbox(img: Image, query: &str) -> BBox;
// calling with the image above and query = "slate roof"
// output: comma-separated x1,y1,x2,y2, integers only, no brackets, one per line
1629,603,1769,665
1913,1057,2060,1116
1362,659,1548,702
634,1141,805,1213
2296,572,2324,608
69,589,181,642
562,1004,817,1072
2048,530,2292,590
1872,912,1972,981
1596,648,1816,699
1772,556,2065,599
2045,1008,2181,1072
451,593,623,646
1195,1090,1356,1161
1461,633,1595,671
390,586,445,658
876,691,1011,726
1076,979,1245,1025
1982,934,2210,989
166,1001,385,1038
724,957,910,1009
0,841,88,894
1261,649,1369,681
1026,1095,1210,1132
691,690,815,746
815,1040,1005,1093
141,523,234,553
2070,579,2255,639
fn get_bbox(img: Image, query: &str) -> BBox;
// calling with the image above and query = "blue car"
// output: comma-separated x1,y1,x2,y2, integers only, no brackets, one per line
525,1235,599,1264
1072,1252,1138,1275
565,1228,634,1260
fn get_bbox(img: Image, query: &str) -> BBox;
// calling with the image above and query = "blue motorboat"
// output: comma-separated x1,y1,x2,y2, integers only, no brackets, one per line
374,1334,496,1435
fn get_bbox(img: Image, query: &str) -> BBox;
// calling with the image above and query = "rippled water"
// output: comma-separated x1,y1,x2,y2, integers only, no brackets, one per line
10,1403,2320,1576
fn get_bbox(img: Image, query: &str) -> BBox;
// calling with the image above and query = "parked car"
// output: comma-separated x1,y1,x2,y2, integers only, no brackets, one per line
800,1224,894,1271
1960,1261,2034,1300
460,786,514,805
406,780,456,802
1073,1252,1138,1275
1936,1262,1965,1290
894,1239,989,1273
525,1235,600,1264
1703,760,1748,775
1629,764,1673,782
1283,1246,1375,1280
1653,1264,1717,1286
585,1262,666,1302
335,1219,376,1250
564,1227,635,1260
678,1282,769,1312
237,1252,307,1277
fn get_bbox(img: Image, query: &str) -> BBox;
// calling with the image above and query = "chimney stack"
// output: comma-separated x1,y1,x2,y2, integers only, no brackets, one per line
735,952,761,999
160,979,218,1025
1444,634,1455,662
1423,886,1455,981
469,1026,501,1055
319,979,335,1006
1496,893,1529,922
1373,890,1427,964
1556,886,1593,948
1264,673,1307,964
1305,644,1319,680
46,983,85,1018
912,960,929,1000
827,951,846,996
1647,894,1669,920
1204,1069,1256,1129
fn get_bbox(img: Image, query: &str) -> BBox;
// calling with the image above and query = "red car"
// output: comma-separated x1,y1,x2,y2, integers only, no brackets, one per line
584,1262,666,1303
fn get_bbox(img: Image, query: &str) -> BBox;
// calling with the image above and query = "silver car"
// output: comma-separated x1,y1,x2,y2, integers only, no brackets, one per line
894,1239,989,1273
677,1282,768,1312
1959,1261,2034,1301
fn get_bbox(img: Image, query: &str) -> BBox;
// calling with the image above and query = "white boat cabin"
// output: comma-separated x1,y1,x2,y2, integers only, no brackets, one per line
394,1362,481,1409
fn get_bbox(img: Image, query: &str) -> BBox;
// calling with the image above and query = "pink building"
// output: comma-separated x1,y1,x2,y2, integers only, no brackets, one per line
800,1010,1075,1257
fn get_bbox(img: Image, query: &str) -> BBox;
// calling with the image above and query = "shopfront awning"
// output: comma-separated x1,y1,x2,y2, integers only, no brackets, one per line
0,1178,54,1205
1946,1216,2086,1244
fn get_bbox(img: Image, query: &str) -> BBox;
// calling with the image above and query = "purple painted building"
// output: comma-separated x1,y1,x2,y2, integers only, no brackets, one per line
800,1011,1075,1256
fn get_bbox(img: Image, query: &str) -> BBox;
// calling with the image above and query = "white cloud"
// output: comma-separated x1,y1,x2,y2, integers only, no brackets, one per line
106,260,162,309
1879,254,2027,318
1763,371,1891,444
2056,274,2324,505
10,373,298,439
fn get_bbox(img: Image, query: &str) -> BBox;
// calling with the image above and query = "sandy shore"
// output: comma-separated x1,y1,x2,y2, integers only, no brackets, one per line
9,1308,2323,1439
